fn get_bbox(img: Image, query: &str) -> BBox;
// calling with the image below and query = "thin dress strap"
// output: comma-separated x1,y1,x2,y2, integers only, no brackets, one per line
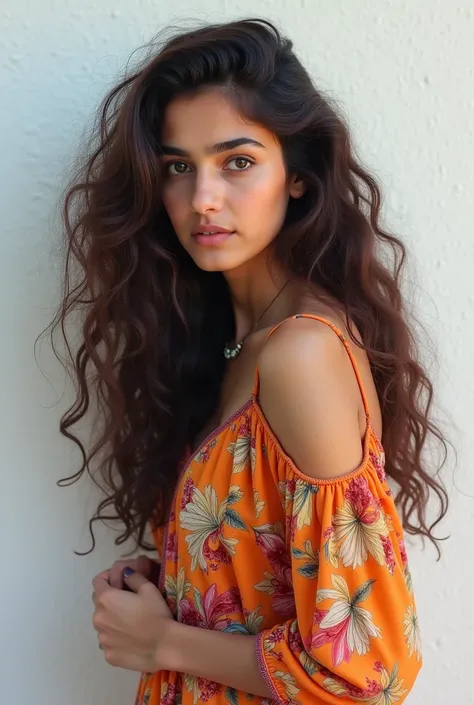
252,313,370,419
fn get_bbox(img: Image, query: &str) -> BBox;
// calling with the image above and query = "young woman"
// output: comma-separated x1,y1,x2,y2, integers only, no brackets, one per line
52,17,448,705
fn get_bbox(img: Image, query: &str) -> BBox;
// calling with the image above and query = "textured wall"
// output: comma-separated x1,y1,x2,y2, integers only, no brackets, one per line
1,1,473,703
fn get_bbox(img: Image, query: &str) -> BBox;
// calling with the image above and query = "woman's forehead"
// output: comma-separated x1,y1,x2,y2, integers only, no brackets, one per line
161,89,278,151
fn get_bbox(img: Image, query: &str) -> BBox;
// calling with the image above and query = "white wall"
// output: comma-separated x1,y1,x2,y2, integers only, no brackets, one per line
1,1,472,703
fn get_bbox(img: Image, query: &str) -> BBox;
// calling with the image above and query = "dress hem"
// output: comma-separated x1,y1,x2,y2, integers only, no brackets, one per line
255,632,283,704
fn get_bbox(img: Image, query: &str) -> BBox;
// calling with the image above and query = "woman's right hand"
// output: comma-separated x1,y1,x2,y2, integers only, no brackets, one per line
107,554,161,589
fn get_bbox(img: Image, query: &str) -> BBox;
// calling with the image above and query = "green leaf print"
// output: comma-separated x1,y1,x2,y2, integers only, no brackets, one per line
225,507,247,531
244,606,265,634
299,650,321,676
298,562,319,579
224,622,250,634
291,547,307,559
225,688,239,705
352,578,375,605
227,485,244,505
193,586,204,616
292,539,319,580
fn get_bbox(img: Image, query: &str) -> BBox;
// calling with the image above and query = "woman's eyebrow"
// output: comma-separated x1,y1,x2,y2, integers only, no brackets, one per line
160,137,266,157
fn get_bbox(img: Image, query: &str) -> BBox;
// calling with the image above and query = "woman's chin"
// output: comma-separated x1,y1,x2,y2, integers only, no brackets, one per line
191,251,246,273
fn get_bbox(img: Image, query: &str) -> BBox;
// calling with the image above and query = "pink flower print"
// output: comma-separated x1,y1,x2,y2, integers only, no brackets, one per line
312,607,351,666
380,534,396,574
238,415,251,437
179,584,241,632
194,438,218,464
286,478,296,495
273,582,296,616
397,532,408,567
345,476,380,524
166,531,178,563
203,585,241,627
265,626,286,647
202,529,234,571
346,678,382,699
197,447,210,463
254,526,295,617
323,526,335,539
180,485,243,572
313,575,381,668
161,683,177,705
179,600,204,628
289,514,299,543
332,476,390,569
197,678,222,702
369,447,387,484
321,662,406,702
180,477,195,509
288,623,304,653
254,527,292,583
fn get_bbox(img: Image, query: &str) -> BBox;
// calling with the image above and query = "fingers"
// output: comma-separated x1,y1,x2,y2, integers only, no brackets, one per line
136,554,153,577
108,561,127,589
108,555,152,589
92,556,157,615
92,572,111,597
122,568,155,594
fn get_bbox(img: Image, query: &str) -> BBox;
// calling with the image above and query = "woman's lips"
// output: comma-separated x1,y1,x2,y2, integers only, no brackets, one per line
192,231,235,246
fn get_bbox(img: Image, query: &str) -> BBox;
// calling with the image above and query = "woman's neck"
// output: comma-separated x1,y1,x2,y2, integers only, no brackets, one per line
223,253,291,342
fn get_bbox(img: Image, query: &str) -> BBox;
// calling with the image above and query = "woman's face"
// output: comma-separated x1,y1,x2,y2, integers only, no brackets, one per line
160,88,304,272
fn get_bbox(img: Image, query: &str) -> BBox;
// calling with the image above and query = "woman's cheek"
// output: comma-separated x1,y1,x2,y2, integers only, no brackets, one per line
162,186,187,227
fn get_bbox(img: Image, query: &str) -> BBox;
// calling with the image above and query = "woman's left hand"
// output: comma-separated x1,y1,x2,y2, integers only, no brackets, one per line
92,567,174,672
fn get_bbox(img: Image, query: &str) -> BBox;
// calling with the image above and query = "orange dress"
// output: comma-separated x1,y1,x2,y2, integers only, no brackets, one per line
135,315,422,705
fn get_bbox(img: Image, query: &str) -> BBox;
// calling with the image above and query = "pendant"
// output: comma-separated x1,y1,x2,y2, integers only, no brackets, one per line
223,340,244,359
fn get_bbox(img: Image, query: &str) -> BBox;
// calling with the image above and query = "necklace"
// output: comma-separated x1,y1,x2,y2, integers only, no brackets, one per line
223,281,289,359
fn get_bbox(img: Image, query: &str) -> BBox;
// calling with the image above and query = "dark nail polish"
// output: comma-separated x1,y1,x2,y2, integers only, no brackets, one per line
123,567,135,578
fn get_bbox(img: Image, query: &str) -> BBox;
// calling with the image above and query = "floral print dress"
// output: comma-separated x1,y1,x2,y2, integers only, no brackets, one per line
135,315,422,705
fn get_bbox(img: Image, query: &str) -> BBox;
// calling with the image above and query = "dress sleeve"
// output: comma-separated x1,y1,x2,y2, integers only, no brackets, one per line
255,454,422,704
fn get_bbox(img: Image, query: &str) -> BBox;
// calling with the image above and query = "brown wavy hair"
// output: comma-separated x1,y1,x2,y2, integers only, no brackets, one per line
48,17,449,556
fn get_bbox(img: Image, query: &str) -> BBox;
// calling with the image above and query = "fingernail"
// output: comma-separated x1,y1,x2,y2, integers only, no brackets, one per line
123,567,135,578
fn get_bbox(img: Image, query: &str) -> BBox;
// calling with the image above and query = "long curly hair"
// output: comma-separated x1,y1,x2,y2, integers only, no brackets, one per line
49,17,449,555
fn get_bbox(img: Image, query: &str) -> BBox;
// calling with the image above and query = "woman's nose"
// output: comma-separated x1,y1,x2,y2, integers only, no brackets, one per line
191,171,225,214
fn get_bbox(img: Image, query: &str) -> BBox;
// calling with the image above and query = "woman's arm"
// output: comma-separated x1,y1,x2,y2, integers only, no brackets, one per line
164,623,270,698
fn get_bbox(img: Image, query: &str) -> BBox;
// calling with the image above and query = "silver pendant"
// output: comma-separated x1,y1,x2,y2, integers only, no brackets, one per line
223,340,244,359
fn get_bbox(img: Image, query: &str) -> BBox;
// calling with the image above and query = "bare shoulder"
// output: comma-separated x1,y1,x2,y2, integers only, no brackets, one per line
259,311,352,365
258,309,361,392
257,312,375,480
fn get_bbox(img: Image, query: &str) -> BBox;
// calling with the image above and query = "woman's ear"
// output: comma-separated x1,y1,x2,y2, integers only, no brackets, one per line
288,174,306,199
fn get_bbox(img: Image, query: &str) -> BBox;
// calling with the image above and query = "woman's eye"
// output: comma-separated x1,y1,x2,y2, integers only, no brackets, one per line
164,157,253,176
165,161,190,175
227,157,253,171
